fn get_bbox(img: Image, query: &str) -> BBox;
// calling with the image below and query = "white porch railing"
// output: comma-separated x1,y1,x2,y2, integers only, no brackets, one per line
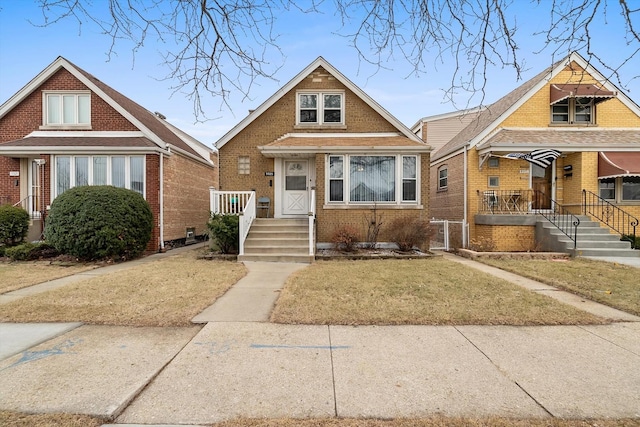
209,188,254,215
308,188,316,256
239,193,256,256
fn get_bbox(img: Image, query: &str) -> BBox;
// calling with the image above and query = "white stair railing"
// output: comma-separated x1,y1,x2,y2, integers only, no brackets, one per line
239,192,256,256
308,188,316,256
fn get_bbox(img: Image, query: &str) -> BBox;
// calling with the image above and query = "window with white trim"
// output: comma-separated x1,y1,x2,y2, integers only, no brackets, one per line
598,176,640,202
551,97,594,124
437,165,448,191
297,92,344,125
326,154,419,204
44,92,91,126
53,155,145,197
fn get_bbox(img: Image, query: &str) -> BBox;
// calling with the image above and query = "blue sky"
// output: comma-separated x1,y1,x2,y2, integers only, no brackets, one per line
1,1,638,147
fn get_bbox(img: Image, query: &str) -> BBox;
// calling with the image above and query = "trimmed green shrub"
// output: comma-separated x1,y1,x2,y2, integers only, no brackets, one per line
207,213,239,254
0,204,30,246
46,186,153,261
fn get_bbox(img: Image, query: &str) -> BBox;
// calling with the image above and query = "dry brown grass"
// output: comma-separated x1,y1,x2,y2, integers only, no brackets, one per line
0,250,246,326
1,412,638,427
0,262,96,294
0,411,103,427
478,257,640,316
271,258,606,325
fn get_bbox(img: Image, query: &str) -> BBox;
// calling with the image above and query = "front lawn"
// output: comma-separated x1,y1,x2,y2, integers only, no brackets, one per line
477,257,640,316
270,258,606,325
0,250,247,327
0,261,96,294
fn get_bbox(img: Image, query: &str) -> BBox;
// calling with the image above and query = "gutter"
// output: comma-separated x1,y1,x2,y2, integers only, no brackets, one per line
463,144,468,248
159,153,165,251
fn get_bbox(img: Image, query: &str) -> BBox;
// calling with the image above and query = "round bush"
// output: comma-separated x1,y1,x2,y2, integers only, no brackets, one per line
45,186,153,260
0,204,30,246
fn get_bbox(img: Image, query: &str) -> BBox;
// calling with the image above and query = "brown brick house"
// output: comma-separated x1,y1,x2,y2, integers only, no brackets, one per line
213,57,432,261
0,57,217,251
420,52,640,256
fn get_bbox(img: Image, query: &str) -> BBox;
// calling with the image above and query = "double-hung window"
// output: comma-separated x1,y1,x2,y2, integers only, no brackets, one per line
437,166,448,191
44,92,91,127
327,154,419,204
54,155,145,197
598,176,640,202
551,97,594,124
297,92,344,125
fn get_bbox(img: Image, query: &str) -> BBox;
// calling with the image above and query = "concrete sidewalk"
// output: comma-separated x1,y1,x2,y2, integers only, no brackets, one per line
1,249,640,425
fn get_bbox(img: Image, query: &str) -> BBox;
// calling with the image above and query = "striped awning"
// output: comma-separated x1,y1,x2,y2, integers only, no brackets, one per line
550,84,616,105
598,152,640,178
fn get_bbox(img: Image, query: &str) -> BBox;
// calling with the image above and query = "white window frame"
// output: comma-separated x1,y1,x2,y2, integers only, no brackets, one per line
599,176,640,203
437,165,448,191
296,91,345,125
324,153,420,205
42,91,91,128
551,97,594,124
52,155,146,198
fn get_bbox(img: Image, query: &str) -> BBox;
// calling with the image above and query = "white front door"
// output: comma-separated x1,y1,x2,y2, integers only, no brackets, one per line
283,160,309,215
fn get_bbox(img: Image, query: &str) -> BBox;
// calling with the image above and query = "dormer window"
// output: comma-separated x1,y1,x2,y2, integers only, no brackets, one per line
43,92,91,127
297,91,344,125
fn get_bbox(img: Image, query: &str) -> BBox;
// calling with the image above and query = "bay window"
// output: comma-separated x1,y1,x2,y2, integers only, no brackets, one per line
54,155,145,197
326,154,419,204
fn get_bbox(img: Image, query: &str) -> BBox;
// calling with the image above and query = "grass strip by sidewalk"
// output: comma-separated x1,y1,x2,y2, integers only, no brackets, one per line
0,250,246,327
477,257,640,316
0,262,96,294
2,412,639,427
271,258,606,326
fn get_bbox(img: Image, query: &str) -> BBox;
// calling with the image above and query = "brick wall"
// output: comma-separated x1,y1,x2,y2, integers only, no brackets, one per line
430,154,465,220
162,152,216,243
475,225,536,252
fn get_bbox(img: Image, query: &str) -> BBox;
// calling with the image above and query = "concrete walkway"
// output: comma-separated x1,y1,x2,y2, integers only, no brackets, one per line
0,249,639,425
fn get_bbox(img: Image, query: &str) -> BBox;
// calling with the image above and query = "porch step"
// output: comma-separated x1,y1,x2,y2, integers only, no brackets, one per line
240,218,313,263
536,216,639,258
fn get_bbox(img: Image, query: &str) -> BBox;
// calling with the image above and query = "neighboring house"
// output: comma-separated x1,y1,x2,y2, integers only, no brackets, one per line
411,107,484,157
0,57,217,251
213,56,432,262
427,52,640,255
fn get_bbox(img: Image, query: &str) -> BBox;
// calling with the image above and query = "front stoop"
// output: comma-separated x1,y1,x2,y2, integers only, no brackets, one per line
238,218,314,263
536,215,640,258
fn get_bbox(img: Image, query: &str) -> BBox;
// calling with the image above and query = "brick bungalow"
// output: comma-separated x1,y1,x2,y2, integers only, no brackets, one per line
0,57,217,251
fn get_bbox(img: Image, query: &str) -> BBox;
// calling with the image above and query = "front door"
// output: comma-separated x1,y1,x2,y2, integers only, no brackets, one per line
283,160,309,215
531,163,553,210
28,159,43,218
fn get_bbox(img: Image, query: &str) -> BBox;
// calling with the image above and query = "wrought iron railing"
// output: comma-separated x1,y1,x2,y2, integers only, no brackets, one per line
539,198,581,249
583,189,638,249
477,189,535,214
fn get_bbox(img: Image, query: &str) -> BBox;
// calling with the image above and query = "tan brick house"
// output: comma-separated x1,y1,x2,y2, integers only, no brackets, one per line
214,57,431,261
423,52,640,256
0,57,217,252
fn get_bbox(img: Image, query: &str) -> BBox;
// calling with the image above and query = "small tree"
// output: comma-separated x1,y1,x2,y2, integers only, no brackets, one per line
0,204,30,246
46,186,153,260
207,213,239,254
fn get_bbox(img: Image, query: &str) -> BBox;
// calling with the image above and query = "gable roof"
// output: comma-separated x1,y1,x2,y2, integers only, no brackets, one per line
215,56,425,149
0,57,213,164
431,52,640,163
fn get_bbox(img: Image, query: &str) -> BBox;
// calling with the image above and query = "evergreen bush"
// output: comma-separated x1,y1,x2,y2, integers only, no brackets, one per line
46,186,153,260
207,213,239,254
0,204,30,246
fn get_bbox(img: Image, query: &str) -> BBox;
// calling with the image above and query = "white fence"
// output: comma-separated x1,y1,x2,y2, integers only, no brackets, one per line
430,219,467,251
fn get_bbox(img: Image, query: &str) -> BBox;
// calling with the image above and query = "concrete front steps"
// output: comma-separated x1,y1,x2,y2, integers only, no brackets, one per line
536,215,640,258
238,218,314,263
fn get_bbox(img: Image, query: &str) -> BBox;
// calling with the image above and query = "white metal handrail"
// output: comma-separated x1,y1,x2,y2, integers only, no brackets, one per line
13,195,41,218
308,188,316,256
239,192,256,256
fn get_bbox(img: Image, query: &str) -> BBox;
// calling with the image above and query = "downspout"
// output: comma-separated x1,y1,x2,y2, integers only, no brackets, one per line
159,152,165,252
463,144,468,248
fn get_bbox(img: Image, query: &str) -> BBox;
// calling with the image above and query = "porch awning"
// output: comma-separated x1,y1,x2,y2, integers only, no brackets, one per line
598,152,640,178
550,84,616,105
